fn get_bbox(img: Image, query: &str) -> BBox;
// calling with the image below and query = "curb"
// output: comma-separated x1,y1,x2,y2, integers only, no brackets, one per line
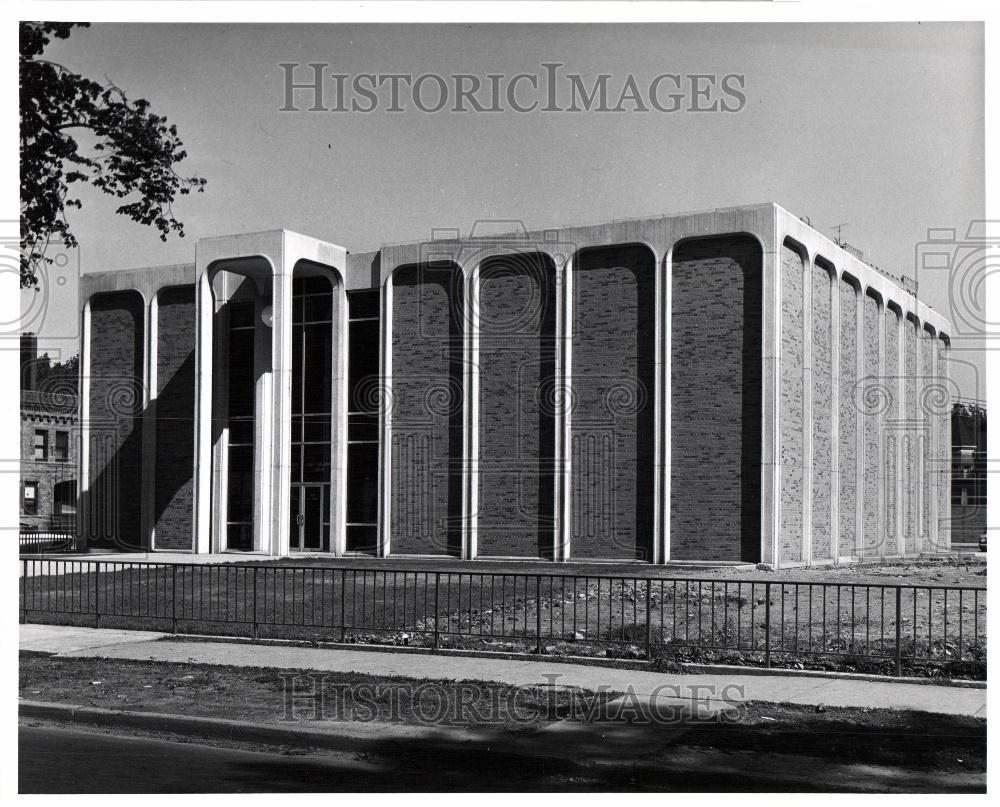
18,700,451,753
666,662,987,688
161,632,987,689
17,700,698,764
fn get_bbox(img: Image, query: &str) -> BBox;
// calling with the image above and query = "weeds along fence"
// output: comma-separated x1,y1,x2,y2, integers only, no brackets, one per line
19,558,986,678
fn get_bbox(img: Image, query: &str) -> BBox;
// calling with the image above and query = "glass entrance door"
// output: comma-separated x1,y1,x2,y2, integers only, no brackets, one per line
291,484,329,552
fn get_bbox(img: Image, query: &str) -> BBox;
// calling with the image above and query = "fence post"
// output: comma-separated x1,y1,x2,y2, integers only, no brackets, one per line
171,564,178,634
764,582,771,668
251,565,259,639
94,561,101,629
536,576,544,655
895,586,903,677
645,580,653,660
433,573,441,650
20,559,27,624
340,569,347,643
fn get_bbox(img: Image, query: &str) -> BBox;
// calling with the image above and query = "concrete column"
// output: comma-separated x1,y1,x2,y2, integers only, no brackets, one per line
193,271,214,554
140,294,158,549
252,291,270,553
463,261,479,560
554,252,571,562
269,268,294,557
895,311,906,556
378,273,394,558
210,293,229,552
77,300,92,551
660,248,671,564
801,254,814,565
855,286,865,558
650,245,664,565
828,272,841,562
760,239,781,567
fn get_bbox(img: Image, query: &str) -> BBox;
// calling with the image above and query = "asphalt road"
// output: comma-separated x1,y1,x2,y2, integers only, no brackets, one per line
18,722,985,793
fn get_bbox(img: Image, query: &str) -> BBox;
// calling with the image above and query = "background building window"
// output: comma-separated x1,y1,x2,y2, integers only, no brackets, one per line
33,430,48,461
23,481,38,515
55,430,69,462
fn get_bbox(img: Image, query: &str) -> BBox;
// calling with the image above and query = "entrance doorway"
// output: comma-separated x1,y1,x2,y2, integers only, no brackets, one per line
290,483,330,552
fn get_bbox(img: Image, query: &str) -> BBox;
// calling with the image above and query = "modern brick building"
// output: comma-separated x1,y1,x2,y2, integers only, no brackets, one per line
77,203,953,566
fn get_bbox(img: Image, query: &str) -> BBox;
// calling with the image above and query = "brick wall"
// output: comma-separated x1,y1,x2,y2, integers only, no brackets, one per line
671,235,762,562
904,317,918,552
390,264,464,555
571,245,655,560
811,264,833,560
20,415,77,531
477,254,556,557
838,280,858,557
863,293,880,555
779,241,804,565
154,286,196,549
885,309,900,553
87,291,144,547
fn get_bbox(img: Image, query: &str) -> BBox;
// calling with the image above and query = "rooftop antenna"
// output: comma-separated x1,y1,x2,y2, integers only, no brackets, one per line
833,223,849,245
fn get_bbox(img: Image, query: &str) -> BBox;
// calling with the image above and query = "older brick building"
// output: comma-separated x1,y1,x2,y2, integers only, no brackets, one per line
21,390,79,533
77,203,953,566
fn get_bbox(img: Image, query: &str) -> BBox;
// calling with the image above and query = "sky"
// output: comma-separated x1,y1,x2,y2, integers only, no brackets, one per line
22,21,986,398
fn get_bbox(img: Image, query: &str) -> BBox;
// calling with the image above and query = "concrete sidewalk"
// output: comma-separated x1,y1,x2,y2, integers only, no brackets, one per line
20,624,986,718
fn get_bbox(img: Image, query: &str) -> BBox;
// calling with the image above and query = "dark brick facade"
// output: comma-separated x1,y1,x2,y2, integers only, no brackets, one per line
571,245,655,560
477,253,556,557
670,235,762,562
390,264,464,555
87,291,144,546
154,286,196,550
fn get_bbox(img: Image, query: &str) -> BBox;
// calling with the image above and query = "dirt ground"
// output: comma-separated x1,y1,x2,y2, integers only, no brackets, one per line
18,652,616,731
20,556,986,677
723,556,987,587
232,554,987,587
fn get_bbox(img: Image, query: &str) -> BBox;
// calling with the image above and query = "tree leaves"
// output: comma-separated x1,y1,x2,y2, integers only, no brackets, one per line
19,22,207,288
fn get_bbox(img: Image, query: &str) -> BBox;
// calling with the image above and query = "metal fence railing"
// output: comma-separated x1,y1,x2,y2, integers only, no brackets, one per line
19,531,79,555
18,558,986,678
